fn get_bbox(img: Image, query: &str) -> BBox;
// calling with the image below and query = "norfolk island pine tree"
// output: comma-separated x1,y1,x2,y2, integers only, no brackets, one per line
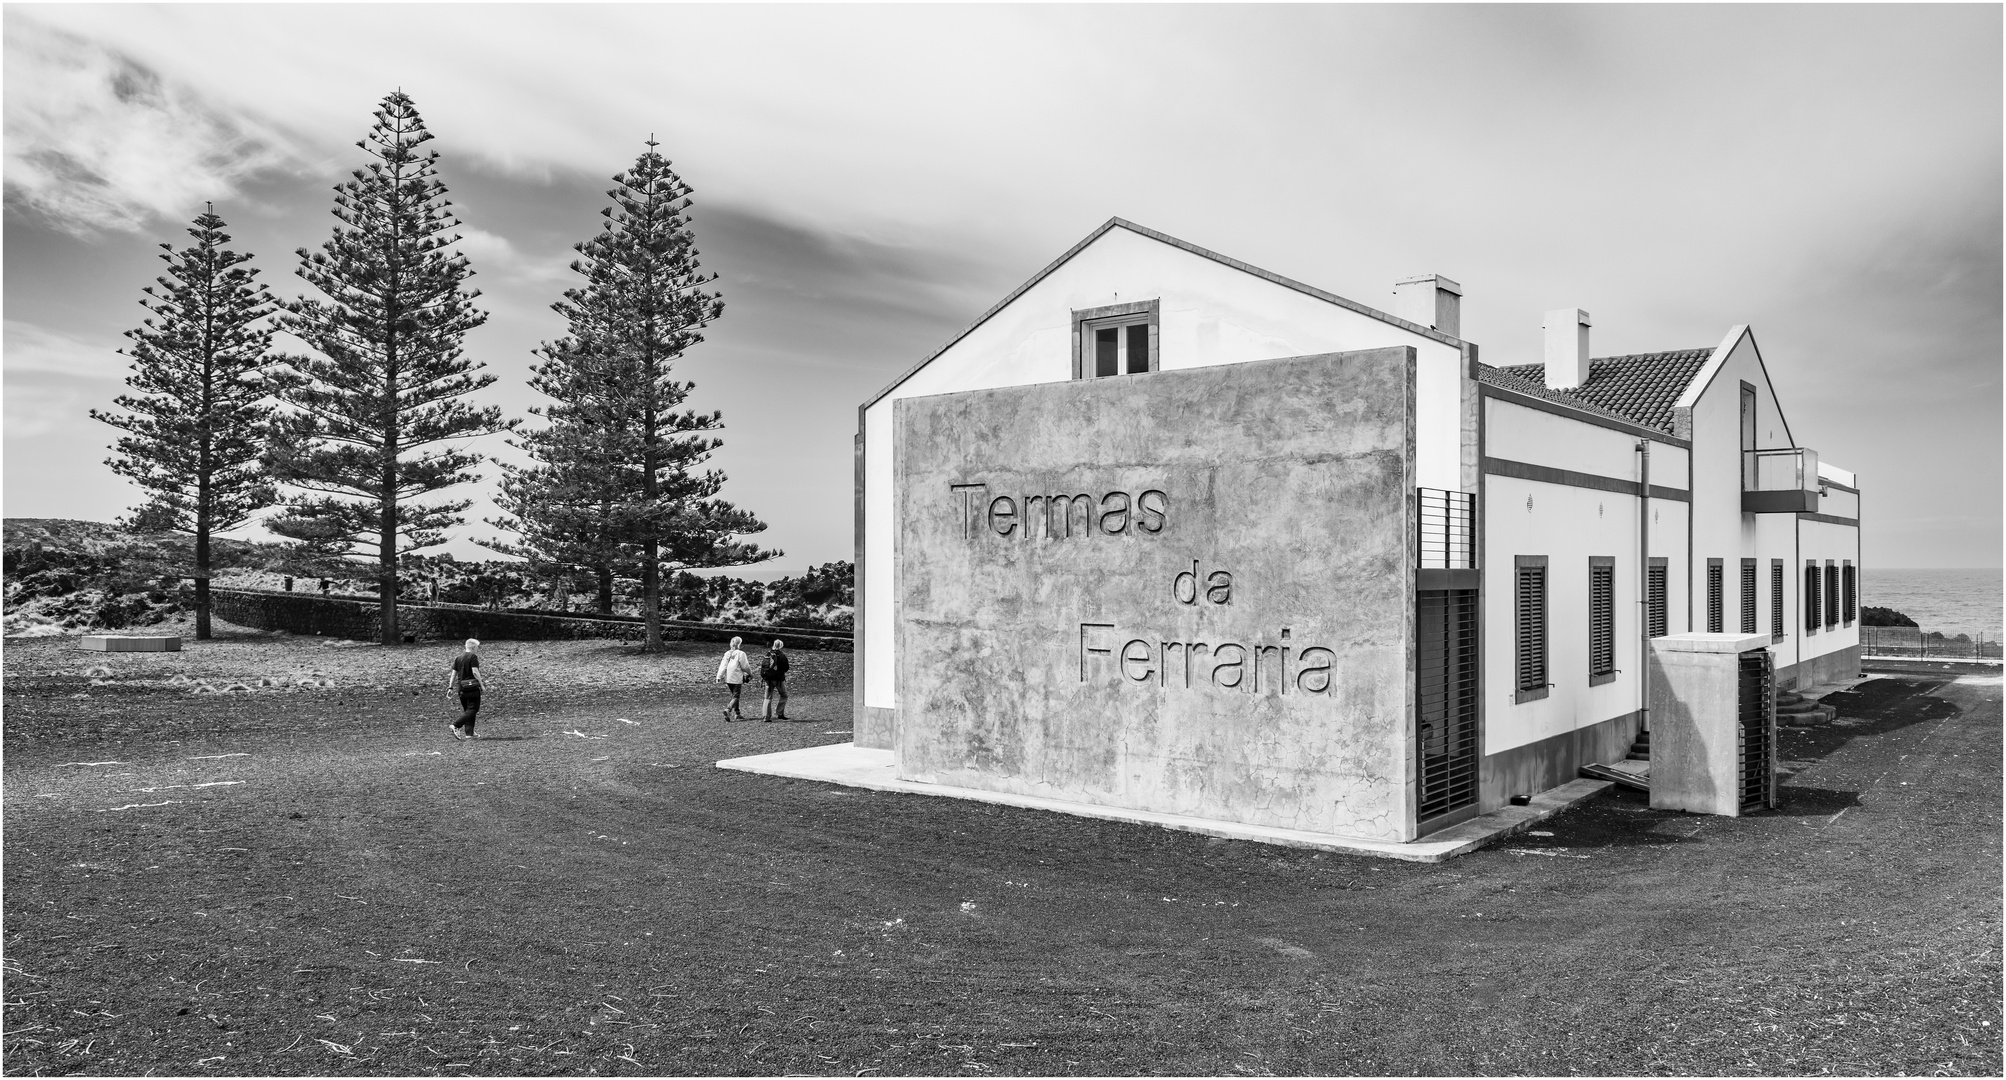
266,91,509,646
482,306,636,616
485,139,774,648
92,205,280,640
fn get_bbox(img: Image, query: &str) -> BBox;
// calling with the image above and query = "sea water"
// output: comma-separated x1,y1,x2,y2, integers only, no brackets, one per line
1862,568,2003,639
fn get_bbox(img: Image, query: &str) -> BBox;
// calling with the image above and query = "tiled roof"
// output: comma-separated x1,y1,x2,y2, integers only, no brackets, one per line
1480,348,1715,435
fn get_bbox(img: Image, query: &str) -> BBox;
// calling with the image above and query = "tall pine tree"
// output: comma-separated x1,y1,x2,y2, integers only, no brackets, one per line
492,140,772,646
482,324,633,614
91,205,278,640
268,91,507,645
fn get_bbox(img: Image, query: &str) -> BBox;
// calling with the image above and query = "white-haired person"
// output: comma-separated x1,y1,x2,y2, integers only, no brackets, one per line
715,636,751,721
447,638,485,740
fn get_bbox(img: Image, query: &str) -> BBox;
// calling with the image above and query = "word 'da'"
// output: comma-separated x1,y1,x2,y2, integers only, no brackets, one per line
952,483,1166,541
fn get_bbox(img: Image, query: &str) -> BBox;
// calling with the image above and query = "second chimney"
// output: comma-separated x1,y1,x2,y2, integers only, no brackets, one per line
1543,308,1592,389
1393,274,1461,338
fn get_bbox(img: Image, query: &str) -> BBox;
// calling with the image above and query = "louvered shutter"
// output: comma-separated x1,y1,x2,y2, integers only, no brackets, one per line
1647,560,1668,639
1805,563,1820,630
1771,560,1784,639
1589,560,1615,679
1707,560,1724,634
1516,560,1547,694
1741,559,1758,634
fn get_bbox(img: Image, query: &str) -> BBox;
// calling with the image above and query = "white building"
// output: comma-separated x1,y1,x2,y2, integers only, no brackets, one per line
852,218,1860,838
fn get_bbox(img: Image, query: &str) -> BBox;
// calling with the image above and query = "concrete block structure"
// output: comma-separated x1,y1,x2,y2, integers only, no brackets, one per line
1647,633,1779,816
80,635,182,652
853,217,1862,845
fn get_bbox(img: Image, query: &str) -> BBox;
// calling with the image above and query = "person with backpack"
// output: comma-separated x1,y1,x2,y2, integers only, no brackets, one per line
447,638,485,740
715,636,751,721
760,638,790,721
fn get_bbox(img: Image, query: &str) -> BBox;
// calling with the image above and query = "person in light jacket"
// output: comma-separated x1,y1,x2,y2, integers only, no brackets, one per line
715,636,750,721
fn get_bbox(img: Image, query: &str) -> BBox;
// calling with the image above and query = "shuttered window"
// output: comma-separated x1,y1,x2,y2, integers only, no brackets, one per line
1843,561,1857,625
1825,562,1840,630
1771,559,1785,641
1740,558,1758,634
1804,561,1820,633
1514,556,1548,703
1647,558,1668,638
1706,559,1724,634
1589,557,1616,685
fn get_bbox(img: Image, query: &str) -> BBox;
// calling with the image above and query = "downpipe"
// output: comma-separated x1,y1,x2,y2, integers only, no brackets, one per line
1637,439,1651,733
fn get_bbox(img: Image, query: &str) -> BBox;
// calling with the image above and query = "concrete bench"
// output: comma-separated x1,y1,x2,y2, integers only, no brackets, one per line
80,635,182,653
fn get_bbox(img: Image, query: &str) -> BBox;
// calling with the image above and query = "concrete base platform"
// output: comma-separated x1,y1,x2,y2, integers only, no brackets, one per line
80,635,181,652
716,743,1612,863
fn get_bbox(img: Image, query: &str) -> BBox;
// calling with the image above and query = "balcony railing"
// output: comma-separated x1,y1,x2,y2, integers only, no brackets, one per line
1417,488,1476,570
1743,446,1820,514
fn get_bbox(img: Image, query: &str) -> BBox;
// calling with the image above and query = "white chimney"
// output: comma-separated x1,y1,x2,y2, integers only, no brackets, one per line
1393,274,1462,338
1543,308,1592,389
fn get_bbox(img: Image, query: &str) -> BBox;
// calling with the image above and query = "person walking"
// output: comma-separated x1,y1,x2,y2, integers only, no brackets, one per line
760,638,790,721
448,638,484,740
716,636,750,721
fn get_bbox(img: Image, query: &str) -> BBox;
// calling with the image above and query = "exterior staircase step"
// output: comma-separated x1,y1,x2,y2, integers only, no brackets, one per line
1780,704,1837,727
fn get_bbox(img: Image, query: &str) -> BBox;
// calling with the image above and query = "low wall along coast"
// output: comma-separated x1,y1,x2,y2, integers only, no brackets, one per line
209,588,852,651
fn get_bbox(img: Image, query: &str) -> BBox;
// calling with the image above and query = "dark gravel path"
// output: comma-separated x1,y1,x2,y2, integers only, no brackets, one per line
4,635,1998,1076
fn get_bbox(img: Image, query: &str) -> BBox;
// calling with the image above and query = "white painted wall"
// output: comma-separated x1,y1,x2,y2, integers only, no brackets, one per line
1680,327,1861,677
1796,517,1862,665
1481,451,1690,756
1817,485,1860,519
1485,398,1690,489
860,225,1463,709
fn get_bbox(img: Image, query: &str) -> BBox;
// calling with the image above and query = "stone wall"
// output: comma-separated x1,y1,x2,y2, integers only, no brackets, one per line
893,348,1416,841
209,589,851,651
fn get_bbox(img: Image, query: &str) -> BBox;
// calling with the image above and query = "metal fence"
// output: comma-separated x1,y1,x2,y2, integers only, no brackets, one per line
1417,488,1476,570
1859,625,2003,659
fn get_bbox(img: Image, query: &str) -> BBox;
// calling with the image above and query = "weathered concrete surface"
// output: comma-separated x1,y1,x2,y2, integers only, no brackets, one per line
717,742,1610,862
1780,643,1862,690
1648,632,1770,816
893,349,1416,841
80,635,181,652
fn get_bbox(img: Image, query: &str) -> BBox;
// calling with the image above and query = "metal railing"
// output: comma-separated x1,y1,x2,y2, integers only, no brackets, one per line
1859,625,2002,659
1417,488,1476,569
1742,447,1822,513
1744,446,1819,493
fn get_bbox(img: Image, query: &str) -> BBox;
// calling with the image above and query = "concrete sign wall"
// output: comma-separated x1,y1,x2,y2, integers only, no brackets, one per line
893,348,1417,841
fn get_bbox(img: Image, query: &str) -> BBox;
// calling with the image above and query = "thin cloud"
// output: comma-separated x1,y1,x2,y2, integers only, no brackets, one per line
3,319,126,379
453,225,572,288
2,379,89,442
2,18,305,235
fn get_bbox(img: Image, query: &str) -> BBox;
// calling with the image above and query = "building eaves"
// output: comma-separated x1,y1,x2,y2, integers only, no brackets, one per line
1483,349,1715,435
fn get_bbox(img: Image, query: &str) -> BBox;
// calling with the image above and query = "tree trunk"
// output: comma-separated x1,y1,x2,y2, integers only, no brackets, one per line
643,540,661,650
381,445,399,646
195,474,212,641
596,567,614,615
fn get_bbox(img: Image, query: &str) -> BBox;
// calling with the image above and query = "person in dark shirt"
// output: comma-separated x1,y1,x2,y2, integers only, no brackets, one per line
448,638,484,740
760,638,790,722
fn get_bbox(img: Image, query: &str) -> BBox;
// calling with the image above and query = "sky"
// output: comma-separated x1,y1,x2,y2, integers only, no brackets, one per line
4,3,2000,571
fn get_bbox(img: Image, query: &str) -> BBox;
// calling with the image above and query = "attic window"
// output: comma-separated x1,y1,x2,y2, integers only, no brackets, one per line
1073,300,1159,379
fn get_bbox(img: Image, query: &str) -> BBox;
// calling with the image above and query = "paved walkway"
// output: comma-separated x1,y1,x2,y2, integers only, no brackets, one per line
717,742,1610,863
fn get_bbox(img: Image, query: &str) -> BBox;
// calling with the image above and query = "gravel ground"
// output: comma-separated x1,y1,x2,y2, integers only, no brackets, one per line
3,631,1999,1076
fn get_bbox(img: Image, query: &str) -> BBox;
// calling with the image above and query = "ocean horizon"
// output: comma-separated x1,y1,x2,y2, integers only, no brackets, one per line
1863,567,2003,639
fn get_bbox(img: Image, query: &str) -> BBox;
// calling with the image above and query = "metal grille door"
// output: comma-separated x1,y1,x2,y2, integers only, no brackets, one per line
1417,589,1479,823
1736,649,1775,813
